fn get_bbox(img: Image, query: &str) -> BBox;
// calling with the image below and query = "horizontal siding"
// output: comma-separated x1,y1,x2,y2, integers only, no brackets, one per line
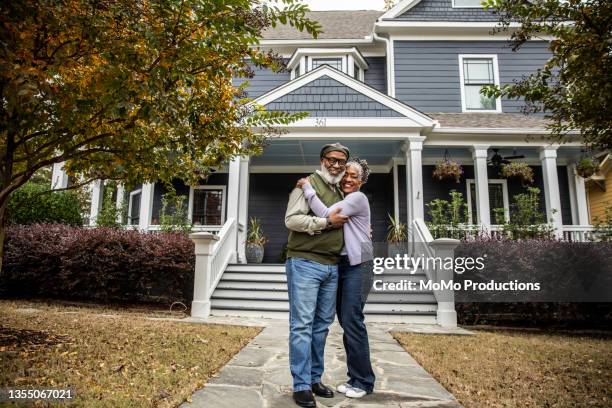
394,41,551,113
233,65,290,99
364,57,387,94
588,173,612,222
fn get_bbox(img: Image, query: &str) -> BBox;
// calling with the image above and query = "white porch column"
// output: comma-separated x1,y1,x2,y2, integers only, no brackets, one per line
226,157,241,263
237,157,250,263
405,136,426,225
539,147,563,238
568,163,590,225
190,232,220,318
115,184,125,224
138,182,155,231
51,162,69,190
89,180,104,226
392,158,400,222
471,145,491,229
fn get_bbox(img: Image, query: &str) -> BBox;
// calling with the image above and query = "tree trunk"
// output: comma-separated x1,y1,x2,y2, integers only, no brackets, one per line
0,198,7,275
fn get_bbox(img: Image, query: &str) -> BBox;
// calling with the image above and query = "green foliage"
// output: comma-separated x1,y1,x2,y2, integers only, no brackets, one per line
432,160,463,183
247,217,267,246
426,190,474,239
7,182,83,226
386,213,407,243
497,187,556,239
0,0,320,227
500,162,534,184
576,157,599,178
591,205,612,242
482,0,612,150
95,182,125,228
159,190,191,234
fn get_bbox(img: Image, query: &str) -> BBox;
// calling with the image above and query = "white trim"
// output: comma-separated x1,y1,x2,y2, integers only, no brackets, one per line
452,0,484,8
259,38,373,46
392,159,400,222
187,185,227,227
458,54,502,113
287,47,369,73
387,34,547,41
379,0,422,20
253,65,435,127
127,188,142,226
377,21,523,28
466,179,510,225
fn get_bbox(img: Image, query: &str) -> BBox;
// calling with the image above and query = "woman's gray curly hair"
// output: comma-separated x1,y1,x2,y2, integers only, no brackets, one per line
346,157,370,184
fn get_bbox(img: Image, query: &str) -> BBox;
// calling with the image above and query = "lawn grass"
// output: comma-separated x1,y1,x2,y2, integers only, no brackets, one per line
0,299,261,407
393,328,612,408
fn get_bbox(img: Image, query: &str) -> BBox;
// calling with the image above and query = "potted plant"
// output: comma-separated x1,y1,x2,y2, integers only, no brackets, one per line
576,157,599,178
386,214,408,257
246,217,267,263
433,160,463,183
500,162,534,184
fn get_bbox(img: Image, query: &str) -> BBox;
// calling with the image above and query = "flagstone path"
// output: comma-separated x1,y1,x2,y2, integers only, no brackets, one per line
178,316,471,408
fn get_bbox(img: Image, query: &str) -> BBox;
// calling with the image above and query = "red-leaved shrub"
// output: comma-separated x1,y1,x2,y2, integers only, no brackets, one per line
2,224,195,305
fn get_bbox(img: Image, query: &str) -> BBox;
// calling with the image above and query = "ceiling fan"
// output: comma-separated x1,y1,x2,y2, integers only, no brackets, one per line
487,148,525,167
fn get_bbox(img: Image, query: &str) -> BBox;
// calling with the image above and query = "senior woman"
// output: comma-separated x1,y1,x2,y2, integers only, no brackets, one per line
296,157,375,399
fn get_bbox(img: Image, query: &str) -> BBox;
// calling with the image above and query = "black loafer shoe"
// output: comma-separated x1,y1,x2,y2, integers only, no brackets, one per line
293,390,316,407
312,382,334,398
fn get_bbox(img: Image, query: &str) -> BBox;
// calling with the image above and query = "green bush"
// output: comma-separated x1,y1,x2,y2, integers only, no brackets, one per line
7,182,83,225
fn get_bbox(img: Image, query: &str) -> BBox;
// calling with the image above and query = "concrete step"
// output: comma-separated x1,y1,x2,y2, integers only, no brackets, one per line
216,281,288,291
222,272,287,282
212,289,436,303
210,298,437,314
225,264,285,273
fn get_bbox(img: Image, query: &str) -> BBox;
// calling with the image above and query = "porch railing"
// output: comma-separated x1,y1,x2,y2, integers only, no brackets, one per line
561,225,595,242
412,219,459,327
189,218,237,318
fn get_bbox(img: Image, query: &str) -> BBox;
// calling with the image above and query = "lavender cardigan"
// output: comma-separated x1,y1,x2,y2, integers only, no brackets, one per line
303,183,372,266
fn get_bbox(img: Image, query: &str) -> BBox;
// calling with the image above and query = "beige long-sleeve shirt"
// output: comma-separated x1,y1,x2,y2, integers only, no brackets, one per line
285,187,327,235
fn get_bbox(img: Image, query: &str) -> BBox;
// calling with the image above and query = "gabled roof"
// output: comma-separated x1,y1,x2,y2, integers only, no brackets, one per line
254,65,435,128
379,0,500,22
261,10,382,40
430,113,551,129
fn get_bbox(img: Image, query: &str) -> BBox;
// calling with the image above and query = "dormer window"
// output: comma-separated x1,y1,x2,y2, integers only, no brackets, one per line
287,48,368,81
452,0,484,7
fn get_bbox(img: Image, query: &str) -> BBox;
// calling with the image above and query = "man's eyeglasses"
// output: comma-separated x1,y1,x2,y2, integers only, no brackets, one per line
323,156,347,167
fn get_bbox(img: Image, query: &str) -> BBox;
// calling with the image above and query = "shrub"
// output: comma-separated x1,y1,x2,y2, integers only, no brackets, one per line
1,224,195,305
95,181,126,228
7,182,83,225
454,238,612,327
426,190,475,239
496,187,555,240
159,190,191,233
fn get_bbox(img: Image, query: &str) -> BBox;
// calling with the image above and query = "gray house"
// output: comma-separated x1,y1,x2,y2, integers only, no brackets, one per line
52,0,593,326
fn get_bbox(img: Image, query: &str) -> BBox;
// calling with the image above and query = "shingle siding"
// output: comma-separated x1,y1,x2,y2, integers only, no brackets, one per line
265,75,403,117
392,0,500,22
394,41,551,113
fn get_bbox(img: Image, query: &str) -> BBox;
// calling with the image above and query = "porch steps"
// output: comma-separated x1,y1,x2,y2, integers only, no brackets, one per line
210,264,438,324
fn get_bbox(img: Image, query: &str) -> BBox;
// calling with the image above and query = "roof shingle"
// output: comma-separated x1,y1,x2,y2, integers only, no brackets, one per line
262,10,382,40
429,113,551,129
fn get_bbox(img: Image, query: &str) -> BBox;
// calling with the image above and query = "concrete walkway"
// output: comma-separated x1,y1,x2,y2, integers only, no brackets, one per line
179,317,469,408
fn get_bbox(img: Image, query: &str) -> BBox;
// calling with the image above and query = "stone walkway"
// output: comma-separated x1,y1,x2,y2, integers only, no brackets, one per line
180,317,470,408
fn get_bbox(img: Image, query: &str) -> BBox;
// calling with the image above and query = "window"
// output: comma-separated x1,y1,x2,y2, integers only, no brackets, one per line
188,186,226,226
466,179,509,224
128,189,142,226
312,57,342,71
287,48,368,80
453,0,484,7
459,55,501,112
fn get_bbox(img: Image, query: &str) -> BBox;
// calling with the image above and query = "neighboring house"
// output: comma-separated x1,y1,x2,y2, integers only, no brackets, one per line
587,153,612,223
51,0,595,326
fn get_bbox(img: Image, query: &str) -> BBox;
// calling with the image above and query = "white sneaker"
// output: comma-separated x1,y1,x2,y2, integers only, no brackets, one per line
345,386,367,398
336,383,351,394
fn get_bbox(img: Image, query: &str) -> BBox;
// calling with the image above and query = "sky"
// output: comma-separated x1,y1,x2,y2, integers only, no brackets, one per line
296,0,387,11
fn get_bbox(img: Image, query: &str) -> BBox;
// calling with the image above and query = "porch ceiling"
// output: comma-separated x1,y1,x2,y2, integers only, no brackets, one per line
251,139,405,166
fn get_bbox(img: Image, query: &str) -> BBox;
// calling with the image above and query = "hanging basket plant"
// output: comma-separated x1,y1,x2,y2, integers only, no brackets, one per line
433,150,463,183
500,162,534,184
576,157,599,178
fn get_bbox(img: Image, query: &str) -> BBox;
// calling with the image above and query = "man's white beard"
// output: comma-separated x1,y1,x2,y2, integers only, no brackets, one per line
319,164,345,185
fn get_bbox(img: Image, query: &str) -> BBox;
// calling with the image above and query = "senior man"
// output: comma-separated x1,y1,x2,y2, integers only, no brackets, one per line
284,143,350,407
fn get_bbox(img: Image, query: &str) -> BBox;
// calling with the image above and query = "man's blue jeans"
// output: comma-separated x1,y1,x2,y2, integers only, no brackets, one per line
337,256,375,393
286,257,339,392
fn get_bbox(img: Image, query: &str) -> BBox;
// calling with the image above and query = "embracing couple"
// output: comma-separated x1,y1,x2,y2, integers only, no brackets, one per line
284,143,375,407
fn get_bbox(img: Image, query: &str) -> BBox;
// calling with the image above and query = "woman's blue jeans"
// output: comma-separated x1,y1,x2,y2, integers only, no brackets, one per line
337,256,375,393
286,257,339,392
